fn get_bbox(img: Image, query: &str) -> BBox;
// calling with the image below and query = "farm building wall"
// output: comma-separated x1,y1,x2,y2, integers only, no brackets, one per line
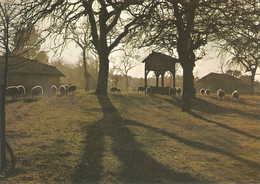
7,73,60,94
195,73,251,95
195,81,250,94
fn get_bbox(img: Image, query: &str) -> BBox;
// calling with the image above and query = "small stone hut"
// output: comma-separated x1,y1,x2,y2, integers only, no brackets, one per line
142,51,179,94
195,72,251,94
0,56,65,93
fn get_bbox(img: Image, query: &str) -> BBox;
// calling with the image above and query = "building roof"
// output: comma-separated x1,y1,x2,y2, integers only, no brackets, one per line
142,51,179,64
142,51,179,72
0,55,65,77
196,72,247,86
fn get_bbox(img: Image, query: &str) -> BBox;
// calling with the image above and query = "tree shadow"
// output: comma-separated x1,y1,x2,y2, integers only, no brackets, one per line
5,99,19,104
160,96,260,120
124,120,260,170
193,98,260,119
188,111,260,140
23,98,40,103
211,96,260,108
156,96,260,141
72,95,201,183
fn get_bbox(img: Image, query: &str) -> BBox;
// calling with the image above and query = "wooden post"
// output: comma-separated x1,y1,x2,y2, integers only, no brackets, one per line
161,72,165,88
144,70,148,93
155,71,159,87
172,63,176,88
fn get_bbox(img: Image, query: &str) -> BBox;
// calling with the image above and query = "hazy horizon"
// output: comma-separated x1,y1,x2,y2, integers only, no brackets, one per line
48,42,259,81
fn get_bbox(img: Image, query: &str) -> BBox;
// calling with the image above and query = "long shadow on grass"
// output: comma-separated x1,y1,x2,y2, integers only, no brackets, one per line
126,120,260,170
157,96,260,140
188,111,260,141
193,98,260,119
157,95,259,119
72,95,200,183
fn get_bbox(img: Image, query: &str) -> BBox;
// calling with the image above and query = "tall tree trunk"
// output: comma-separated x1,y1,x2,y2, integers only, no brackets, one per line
250,69,256,95
181,63,194,112
0,38,9,172
95,52,109,95
0,85,6,173
190,69,196,99
125,76,129,92
82,50,91,91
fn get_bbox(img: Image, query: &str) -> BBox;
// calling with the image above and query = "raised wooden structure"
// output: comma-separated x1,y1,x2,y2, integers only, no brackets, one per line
142,51,178,93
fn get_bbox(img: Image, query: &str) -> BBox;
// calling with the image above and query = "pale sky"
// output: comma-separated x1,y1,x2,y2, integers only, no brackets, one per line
49,42,259,81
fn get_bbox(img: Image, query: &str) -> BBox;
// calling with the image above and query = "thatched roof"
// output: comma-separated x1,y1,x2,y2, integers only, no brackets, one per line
142,51,179,72
0,56,65,77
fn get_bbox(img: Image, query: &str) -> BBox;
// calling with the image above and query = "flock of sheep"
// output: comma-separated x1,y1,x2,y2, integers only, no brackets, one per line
6,83,239,101
137,86,240,100
200,88,239,100
138,86,183,96
5,84,76,101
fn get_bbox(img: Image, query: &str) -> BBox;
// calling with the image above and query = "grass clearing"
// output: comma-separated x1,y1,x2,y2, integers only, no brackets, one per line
2,91,260,183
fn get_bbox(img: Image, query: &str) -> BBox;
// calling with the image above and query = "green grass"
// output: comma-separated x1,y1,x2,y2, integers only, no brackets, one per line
2,91,260,183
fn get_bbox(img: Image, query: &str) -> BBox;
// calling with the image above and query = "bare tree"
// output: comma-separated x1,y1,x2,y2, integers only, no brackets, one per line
66,19,94,91
113,47,139,91
22,0,146,95
0,0,29,172
131,0,233,111
216,0,259,94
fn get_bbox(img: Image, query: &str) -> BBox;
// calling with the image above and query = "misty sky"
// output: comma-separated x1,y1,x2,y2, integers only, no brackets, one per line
50,42,259,81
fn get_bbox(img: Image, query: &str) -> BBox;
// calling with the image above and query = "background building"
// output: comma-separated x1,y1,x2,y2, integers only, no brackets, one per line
0,56,65,94
195,73,251,94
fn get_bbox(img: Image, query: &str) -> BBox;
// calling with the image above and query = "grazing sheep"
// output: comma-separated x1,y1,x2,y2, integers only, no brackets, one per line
146,86,152,94
50,85,57,96
63,84,69,90
205,89,211,96
232,90,239,100
59,85,66,96
169,87,176,96
6,86,19,100
200,88,205,95
110,86,118,92
138,86,145,93
117,88,121,92
176,87,181,96
67,85,76,95
17,85,26,99
31,85,43,99
217,89,225,99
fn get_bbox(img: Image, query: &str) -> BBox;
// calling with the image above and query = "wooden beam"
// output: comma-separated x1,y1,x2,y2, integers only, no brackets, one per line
161,72,165,88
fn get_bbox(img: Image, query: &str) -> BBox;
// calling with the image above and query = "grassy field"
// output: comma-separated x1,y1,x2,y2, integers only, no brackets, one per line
1,91,260,183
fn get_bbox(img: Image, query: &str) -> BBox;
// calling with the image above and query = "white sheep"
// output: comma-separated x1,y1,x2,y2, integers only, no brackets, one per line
217,89,225,99
59,85,66,96
200,88,205,95
17,85,26,100
50,85,57,96
205,89,211,96
6,86,19,101
31,85,43,99
146,86,152,94
232,90,239,100
67,85,76,95
176,87,181,96
169,87,176,96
